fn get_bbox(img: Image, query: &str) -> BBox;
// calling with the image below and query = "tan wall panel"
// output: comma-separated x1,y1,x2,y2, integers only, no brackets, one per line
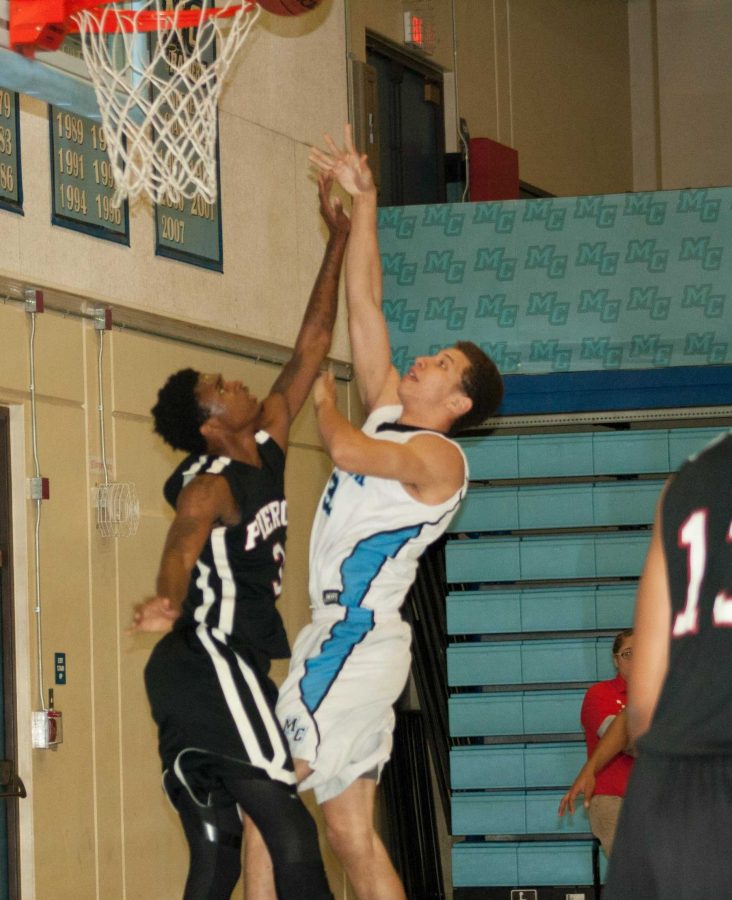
508,0,632,196
26,401,97,900
88,531,126,900
0,303,30,394
36,312,86,403
655,0,732,189
453,0,501,142
0,303,86,406
118,517,190,900
221,0,346,143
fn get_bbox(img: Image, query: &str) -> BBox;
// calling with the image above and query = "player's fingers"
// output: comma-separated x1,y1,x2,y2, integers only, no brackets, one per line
309,148,333,171
323,132,340,156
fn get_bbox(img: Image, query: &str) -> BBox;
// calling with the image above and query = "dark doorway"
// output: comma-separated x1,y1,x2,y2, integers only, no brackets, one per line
366,35,446,207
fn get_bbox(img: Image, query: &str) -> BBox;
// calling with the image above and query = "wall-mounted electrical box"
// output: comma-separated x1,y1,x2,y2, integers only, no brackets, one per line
32,690,63,750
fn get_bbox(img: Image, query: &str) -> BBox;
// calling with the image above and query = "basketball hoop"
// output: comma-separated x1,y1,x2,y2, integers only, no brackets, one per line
12,1,261,206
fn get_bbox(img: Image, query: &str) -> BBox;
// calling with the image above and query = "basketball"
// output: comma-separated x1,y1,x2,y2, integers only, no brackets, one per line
256,0,323,16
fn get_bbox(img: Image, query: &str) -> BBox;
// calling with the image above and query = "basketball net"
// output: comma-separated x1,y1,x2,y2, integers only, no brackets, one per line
72,1,260,206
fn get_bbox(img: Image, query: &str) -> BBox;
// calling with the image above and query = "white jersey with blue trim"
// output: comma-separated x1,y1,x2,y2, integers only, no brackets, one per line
308,404,468,619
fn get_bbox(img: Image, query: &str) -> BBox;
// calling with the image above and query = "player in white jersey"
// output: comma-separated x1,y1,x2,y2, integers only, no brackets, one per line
247,126,503,900
279,403,469,805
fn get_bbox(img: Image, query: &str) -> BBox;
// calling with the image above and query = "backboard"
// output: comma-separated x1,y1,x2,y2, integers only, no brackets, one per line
0,1,105,120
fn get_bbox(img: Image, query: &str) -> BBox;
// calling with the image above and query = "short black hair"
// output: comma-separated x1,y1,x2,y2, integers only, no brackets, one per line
151,368,208,454
450,341,504,433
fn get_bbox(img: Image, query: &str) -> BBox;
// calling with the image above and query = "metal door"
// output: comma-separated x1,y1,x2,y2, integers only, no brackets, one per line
366,38,445,207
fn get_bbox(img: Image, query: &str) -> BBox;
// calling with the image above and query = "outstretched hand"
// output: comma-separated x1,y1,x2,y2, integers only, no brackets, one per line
128,596,179,634
310,124,374,198
558,764,597,817
317,172,350,239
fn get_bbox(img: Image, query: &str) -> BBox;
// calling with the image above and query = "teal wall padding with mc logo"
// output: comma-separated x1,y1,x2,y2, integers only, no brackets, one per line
379,187,731,376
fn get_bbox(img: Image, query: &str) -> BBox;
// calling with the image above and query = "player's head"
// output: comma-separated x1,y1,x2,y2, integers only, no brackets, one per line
151,368,209,454
449,340,504,433
400,342,503,433
612,628,634,679
152,369,261,454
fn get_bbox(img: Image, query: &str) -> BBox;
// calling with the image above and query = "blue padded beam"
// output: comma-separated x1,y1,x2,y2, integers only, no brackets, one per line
499,365,732,416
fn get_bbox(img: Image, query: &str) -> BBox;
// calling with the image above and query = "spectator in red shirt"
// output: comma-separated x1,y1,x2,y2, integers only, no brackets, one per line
559,629,635,857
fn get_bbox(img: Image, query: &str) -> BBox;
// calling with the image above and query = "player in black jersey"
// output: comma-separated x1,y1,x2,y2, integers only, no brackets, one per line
129,175,348,900
604,430,732,899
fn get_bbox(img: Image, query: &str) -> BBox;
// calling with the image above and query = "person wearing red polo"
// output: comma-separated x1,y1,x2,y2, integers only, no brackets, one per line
577,629,634,856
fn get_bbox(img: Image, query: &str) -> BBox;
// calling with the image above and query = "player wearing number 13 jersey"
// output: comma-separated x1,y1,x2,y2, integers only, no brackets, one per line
604,430,732,900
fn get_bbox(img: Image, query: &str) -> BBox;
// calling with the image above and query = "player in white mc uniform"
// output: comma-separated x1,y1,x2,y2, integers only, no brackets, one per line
277,404,468,802
247,126,503,900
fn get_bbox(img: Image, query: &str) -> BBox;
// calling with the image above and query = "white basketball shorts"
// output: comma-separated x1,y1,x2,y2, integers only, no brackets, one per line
276,611,412,804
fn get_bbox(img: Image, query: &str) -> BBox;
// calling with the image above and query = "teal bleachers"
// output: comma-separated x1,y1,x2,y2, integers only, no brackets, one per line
451,743,586,790
453,790,590,835
446,531,650,583
449,479,663,532
452,841,607,888
447,637,614,687
449,688,585,737
447,425,722,894
446,584,637,634
459,426,722,481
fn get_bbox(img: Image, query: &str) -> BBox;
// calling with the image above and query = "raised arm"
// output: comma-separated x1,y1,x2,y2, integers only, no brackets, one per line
310,125,398,412
129,475,235,633
262,173,349,449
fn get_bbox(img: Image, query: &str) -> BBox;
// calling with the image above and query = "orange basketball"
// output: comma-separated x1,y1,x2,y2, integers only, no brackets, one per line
256,0,323,16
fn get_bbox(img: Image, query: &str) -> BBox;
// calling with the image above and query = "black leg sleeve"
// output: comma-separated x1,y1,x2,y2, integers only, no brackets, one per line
167,776,244,900
223,774,333,900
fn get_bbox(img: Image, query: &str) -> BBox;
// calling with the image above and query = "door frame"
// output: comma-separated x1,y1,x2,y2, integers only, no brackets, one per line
365,31,447,207
1,403,35,899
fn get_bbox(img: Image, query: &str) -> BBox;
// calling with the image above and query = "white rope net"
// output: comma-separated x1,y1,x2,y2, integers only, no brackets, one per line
74,1,260,206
